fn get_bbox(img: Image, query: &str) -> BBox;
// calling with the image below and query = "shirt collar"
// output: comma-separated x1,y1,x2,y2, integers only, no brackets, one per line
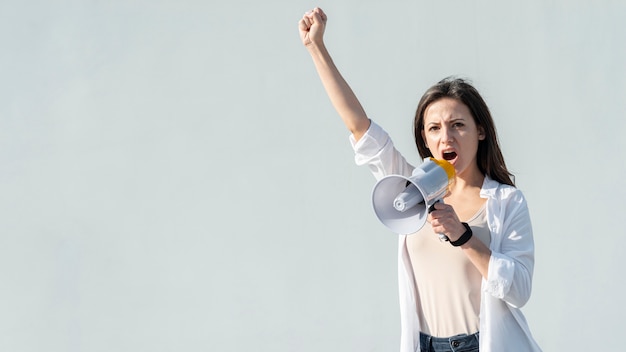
480,175,499,199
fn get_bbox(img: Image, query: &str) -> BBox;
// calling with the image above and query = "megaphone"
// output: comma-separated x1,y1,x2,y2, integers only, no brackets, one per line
372,158,455,235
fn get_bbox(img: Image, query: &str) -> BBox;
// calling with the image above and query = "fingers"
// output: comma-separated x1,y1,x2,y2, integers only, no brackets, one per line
428,203,455,226
427,202,448,220
303,7,327,24
313,7,327,23
299,16,312,30
299,7,327,46
300,8,317,30
428,204,466,240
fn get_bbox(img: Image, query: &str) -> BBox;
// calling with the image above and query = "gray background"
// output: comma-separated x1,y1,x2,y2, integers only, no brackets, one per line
1,0,624,351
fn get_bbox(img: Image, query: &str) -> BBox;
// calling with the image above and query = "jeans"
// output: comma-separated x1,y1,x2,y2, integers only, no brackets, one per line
419,331,479,352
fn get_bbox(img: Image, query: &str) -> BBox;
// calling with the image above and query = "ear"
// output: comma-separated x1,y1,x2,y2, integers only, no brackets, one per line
478,126,486,140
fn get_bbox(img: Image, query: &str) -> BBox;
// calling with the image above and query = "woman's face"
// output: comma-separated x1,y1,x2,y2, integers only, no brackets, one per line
421,97,485,178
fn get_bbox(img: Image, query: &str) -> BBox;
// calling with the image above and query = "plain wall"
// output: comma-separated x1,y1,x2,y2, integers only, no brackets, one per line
1,0,625,351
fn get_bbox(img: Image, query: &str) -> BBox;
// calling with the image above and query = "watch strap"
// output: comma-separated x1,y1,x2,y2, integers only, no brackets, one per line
450,222,473,247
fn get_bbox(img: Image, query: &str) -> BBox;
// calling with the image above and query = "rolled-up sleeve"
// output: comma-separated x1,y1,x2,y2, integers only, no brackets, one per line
350,121,414,180
484,189,535,308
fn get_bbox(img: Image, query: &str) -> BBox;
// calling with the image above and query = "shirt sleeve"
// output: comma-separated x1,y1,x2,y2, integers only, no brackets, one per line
349,121,415,180
484,188,535,308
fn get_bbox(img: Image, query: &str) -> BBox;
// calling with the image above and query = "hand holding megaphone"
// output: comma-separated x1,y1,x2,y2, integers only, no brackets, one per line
372,158,455,235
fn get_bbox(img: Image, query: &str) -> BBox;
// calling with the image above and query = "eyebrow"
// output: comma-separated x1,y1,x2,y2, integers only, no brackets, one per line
426,117,466,126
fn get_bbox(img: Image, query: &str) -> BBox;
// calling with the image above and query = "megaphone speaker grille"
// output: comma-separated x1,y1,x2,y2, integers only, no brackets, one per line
372,175,428,235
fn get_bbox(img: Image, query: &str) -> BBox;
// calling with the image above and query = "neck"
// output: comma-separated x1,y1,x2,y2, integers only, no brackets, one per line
450,167,485,194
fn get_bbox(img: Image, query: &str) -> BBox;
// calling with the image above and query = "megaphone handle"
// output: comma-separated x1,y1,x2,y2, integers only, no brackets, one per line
428,200,451,242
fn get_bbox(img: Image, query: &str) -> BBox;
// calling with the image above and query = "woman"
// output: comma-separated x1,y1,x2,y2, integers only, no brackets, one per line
299,7,542,352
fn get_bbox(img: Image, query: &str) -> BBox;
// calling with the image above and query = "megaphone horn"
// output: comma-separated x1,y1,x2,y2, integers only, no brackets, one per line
371,158,455,235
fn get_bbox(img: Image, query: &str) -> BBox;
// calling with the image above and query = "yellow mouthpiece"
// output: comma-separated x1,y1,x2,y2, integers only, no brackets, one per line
430,158,456,181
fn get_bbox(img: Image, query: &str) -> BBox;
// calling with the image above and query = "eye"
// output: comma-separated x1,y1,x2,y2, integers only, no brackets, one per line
452,122,464,128
427,125,440,132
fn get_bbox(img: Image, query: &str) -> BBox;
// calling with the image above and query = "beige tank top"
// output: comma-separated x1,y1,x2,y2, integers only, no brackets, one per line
406,204,490,337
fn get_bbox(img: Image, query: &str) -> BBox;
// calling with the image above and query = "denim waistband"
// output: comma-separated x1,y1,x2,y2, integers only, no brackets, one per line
419,331,479,352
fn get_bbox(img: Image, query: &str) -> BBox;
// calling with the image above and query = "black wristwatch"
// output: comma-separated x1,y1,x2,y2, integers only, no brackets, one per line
450,222,473,247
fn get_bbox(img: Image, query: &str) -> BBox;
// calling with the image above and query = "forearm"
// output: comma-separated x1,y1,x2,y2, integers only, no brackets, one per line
306,42,371,141
460,236,492,279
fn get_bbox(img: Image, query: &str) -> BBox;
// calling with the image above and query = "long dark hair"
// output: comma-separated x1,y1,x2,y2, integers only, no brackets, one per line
413,77,515,187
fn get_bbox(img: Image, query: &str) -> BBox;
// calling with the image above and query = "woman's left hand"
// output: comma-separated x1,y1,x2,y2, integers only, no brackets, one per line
428,202,467,242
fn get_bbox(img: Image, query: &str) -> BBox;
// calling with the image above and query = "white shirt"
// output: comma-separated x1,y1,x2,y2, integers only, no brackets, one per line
350,121,542,352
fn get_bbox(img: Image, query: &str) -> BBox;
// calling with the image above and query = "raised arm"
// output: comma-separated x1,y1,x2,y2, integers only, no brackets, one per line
299,8,371,142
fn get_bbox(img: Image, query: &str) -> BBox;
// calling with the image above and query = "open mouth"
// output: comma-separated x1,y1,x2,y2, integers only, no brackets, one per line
442,151,457,161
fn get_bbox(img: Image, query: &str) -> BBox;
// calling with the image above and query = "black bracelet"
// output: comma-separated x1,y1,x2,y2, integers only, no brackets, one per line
450,222,473,247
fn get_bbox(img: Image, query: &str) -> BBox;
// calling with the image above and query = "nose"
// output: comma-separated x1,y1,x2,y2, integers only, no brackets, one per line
440,126,454,144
